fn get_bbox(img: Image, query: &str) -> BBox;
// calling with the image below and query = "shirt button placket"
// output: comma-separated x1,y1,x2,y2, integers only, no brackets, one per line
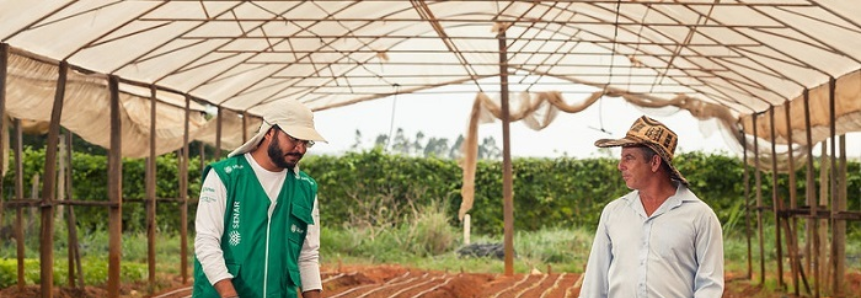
639,220,652,298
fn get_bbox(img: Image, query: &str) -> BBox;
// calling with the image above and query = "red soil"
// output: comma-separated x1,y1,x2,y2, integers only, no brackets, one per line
2,265,859,298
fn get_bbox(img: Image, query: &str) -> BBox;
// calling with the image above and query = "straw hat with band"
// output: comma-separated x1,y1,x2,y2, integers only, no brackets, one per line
594,115,688,186
229,99,327,158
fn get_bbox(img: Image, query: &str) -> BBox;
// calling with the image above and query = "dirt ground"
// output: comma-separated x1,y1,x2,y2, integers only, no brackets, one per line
1,266,859,298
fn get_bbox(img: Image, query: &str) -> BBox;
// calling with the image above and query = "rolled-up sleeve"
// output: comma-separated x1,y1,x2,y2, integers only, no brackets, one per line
299,196,322,292
194,171,233,285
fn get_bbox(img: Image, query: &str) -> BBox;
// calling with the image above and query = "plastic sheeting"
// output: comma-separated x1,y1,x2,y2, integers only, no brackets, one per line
2,51,256,159
3,1,861,116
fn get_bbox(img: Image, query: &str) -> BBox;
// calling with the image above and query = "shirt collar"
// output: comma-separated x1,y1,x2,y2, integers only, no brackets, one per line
622,184,699,215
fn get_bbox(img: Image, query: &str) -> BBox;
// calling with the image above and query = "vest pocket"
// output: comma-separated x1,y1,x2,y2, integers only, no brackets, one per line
291,202,314,226
288,203,312,243
287,200,312,288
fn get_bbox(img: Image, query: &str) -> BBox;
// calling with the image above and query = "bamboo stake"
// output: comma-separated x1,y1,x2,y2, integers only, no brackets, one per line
41,61,68,298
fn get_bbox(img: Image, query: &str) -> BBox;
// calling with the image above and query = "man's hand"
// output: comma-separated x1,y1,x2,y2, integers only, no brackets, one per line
213,279,238,298
301,289,322,298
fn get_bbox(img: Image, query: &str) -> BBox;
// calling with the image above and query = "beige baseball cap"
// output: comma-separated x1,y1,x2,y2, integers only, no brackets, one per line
228,99,327,158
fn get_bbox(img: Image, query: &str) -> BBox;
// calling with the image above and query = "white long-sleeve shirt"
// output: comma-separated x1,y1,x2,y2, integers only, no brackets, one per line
194,153,322,292
579,185,724,298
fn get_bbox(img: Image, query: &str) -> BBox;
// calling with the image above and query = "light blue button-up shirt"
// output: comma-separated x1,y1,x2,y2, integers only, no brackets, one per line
578,185,724,298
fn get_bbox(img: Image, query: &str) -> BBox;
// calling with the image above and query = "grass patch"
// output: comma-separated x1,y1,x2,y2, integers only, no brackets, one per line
0,221,191,288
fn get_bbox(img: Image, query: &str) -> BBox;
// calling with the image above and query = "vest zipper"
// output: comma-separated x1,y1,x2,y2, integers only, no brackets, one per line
263,201,277,297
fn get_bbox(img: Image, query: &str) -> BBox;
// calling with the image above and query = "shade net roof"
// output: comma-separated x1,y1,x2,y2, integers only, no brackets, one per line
2,0,861,159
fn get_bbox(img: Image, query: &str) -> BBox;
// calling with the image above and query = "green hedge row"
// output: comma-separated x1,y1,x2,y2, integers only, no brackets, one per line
1,147,202,233
3,148,859,235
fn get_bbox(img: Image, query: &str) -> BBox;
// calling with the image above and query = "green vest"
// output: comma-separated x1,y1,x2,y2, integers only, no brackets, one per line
192,155,317,298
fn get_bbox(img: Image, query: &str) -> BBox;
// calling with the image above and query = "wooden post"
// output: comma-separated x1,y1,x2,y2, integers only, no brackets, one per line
199,141,205,171
741,125,752,280
242,111,248,143
836,135,847,296
768,107,785,289
181,95,191,282
65,132,84,288
498,25,515,276
803,89,819,298
57,135,65,223
58,134,71,286
215,106,222,160
818,141,828,295
0,43,6,227
41,61,68,298
753,113,765,284
107,75,123,298
146,85,158,290
13,118,25,291
827,77,842,297
783,100,800,295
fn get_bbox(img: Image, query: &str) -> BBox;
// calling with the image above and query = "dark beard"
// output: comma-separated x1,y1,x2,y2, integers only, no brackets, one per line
267,135,300,169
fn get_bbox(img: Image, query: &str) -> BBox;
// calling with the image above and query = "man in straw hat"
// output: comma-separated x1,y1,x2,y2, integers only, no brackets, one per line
193,100,326,298
579,116,724,298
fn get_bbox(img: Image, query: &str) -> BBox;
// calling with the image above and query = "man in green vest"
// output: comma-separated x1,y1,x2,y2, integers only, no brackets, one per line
193,99,326,298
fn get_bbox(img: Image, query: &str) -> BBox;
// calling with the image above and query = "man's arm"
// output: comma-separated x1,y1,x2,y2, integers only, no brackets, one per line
693,208,724,298
301,289,321,298
578,206,614,298
195,171,236,297
213,279,238,298
299,197,322,293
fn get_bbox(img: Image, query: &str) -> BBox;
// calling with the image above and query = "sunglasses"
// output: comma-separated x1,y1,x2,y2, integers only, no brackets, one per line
270,124,315,148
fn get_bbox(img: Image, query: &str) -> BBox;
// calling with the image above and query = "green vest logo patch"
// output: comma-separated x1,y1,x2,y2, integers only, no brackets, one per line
228,230,241,246
290,224,304,234
229,201,241,246
223,164,244,174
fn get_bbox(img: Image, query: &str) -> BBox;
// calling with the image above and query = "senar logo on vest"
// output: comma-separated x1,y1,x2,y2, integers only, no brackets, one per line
290,224,304,234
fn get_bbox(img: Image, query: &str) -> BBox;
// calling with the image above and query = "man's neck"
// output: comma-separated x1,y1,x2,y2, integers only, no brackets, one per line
638,179,677,216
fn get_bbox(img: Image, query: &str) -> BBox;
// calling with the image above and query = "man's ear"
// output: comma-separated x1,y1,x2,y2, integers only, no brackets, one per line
651,155,662,172
263,127,276,141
